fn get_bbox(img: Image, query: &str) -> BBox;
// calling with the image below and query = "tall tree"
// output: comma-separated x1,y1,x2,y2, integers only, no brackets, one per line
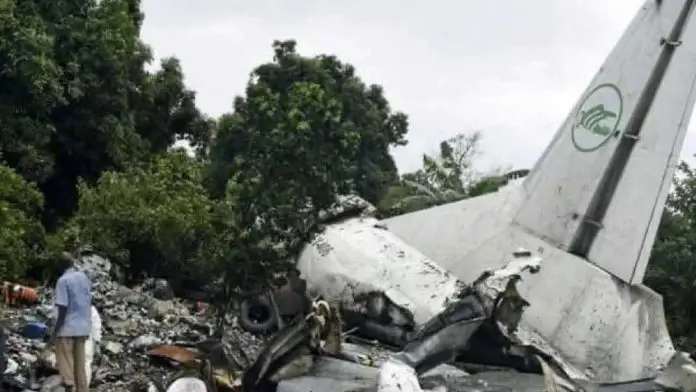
206,40,408,204
378,132,525,217
0,0,213,228
203,40,389,314
0,158,46,280
63,150,216,284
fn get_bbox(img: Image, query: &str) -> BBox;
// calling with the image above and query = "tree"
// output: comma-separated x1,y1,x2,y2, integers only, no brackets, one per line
379,132,527,217
63,150,216,285
377,133,476,215
645,161,696,349
0,0,63,184
204,40,374,311
0,0,213,228
0,159,47,280
206,40,408,204
135,57,215,157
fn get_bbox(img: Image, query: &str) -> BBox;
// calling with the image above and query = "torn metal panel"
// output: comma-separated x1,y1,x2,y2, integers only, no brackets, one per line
385,212,676,381
380,0,696,380
270,348,696,392
376,359,425,392
275,358,574,392
250,207,696,391
654,352,696,391
241,299,344,391
251,249,576,391
296,220,572,370
297,216,463,325
274,356,477,392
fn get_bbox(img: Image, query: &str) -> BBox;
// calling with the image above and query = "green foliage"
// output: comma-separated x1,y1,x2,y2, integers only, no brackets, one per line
0,0,63,182
135,57,215,156
468,176,508,198
66,150,215,284
645,162,696,349
379,132,515,217
206,40,371,294
0,12,410,299
0,0,213,227
0,160,46,280
0,0,693,351
2,0,690,352
206,40,408,205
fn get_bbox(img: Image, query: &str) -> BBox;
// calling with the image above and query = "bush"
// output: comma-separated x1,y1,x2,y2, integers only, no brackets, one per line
0,162,46,280
66,149,216,285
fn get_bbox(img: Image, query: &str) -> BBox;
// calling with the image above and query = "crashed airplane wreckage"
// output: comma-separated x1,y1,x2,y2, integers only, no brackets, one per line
8,0,696,391
243,250,550,392
234,0,696,390
237,244,696,392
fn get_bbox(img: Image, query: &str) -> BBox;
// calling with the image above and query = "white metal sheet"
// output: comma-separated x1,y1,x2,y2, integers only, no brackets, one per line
514,1,684,250
589,5,696,283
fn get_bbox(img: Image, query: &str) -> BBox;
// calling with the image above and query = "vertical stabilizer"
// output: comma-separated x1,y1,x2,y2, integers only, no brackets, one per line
514,0,696,284
381,0,696,379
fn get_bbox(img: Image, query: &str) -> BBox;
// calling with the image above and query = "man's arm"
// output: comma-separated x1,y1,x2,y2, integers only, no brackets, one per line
50,279,68,344
50,306,67,344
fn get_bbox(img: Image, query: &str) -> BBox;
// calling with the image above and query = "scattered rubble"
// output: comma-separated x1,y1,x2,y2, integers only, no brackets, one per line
0,254,262,392
2,199,696,392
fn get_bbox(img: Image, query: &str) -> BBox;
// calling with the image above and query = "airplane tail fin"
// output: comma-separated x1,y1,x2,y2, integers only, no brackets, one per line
514,0,696,284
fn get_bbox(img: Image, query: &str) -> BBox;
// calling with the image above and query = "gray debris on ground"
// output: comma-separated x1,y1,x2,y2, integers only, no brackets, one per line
1,254,262,392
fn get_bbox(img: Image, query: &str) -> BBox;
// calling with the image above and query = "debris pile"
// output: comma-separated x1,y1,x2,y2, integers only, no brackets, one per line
1,255,263,392
2,199,696,392
241,248,590,392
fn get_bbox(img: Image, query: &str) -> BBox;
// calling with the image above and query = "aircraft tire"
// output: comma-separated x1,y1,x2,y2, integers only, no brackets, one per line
239,295,277,334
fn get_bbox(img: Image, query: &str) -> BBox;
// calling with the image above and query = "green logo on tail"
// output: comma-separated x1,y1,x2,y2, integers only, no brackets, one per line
571,83,623,152
578,104,616,136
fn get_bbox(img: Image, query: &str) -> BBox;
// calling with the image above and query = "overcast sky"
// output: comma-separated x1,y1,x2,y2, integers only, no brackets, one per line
140,0,696,174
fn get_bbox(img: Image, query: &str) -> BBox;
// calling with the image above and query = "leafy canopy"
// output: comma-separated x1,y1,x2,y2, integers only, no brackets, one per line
378,132,515,216
205,40,377,293
206,40,408,206
65,150,215,284
0,159,46,280
0,0,213,228
645,161,696,349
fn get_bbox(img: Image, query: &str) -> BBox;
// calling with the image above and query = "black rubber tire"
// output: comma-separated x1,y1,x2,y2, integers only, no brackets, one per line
239,295,277,334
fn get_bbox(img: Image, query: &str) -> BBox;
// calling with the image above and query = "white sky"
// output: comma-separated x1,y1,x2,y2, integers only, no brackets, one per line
140,0,696,174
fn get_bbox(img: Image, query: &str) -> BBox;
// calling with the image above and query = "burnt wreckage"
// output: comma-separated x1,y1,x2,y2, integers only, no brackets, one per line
240,249,696,392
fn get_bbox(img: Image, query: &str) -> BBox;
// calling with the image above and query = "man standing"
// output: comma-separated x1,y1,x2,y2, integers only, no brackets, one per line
50,252,92,392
